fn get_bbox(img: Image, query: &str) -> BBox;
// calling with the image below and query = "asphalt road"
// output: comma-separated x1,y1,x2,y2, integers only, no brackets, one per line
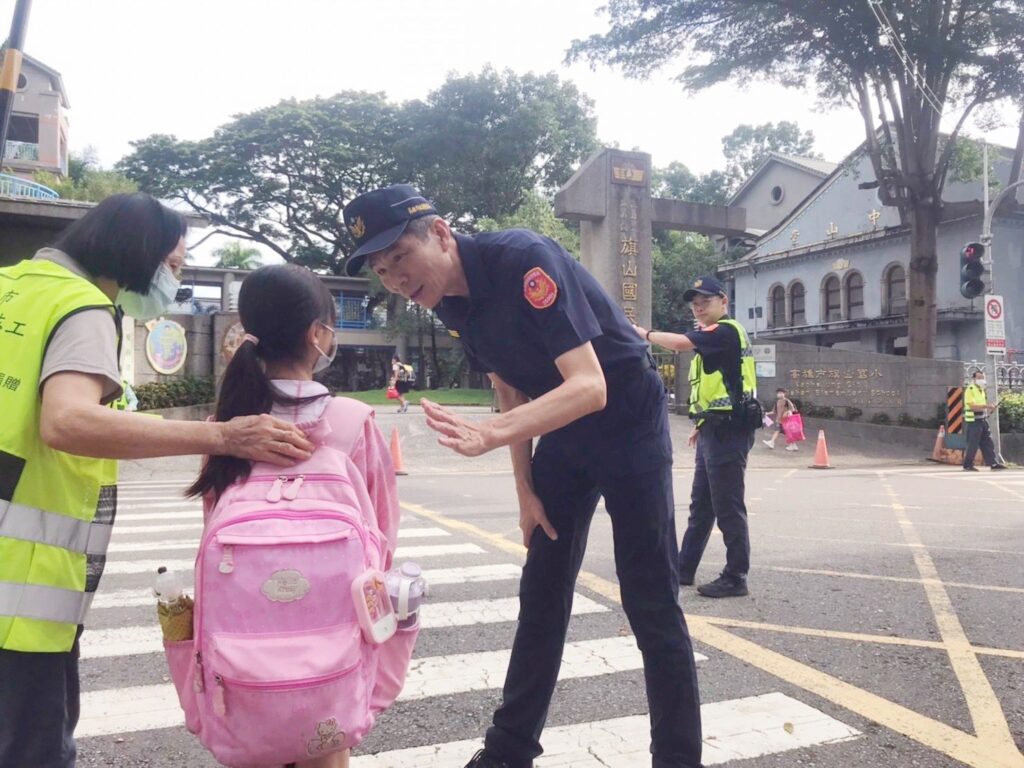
74,407,1024,767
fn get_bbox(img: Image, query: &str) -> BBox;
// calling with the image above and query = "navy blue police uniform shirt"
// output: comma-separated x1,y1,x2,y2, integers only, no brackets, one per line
433,230,669,471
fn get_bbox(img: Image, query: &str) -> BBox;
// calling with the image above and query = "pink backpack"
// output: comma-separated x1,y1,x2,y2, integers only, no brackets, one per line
163,398,417,768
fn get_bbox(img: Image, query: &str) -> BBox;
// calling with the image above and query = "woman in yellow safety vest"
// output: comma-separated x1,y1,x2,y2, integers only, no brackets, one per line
0,193,314,768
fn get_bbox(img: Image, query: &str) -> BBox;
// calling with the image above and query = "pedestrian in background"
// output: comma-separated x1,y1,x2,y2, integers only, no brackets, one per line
763,387,798,452
963,369,1007,472
391,353,411,413
0,193,313,768
343,184,703,768
636,276,759,599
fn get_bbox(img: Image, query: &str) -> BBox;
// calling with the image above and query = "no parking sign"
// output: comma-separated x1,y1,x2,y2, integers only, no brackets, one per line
985,294,1006,356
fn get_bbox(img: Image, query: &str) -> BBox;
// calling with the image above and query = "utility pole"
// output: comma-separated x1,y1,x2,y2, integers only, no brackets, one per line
0,0,32,167
979,141,1024,460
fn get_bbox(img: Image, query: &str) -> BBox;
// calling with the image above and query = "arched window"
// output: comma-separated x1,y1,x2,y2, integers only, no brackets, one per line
790,282,806,325
885,265,907,315
846,272,865,319
823,276,842,322
769,285,786,328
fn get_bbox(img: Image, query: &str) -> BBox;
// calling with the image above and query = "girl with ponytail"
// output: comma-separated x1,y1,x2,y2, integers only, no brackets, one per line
184,265,404,768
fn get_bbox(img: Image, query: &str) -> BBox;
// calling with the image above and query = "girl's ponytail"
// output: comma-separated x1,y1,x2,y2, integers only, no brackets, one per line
186,337,274,500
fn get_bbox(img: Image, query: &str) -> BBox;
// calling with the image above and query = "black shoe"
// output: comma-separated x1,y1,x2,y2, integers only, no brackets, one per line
963,466,979,472
465,749,531,768
697,574,749,598
991,464,1008,471
679,571,696,586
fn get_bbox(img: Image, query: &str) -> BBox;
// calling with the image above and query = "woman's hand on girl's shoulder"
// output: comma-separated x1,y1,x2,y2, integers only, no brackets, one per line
218,414,314,465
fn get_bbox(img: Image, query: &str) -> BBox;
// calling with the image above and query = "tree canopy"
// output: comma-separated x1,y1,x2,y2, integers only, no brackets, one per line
212,241,262,270
117,68,598,274
569,0,1024,357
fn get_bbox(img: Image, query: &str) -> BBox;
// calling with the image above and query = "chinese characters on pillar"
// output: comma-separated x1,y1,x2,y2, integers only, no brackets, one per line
619,194,640,323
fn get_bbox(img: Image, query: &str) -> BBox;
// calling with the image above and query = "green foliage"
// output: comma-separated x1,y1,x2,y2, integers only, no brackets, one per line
998,393,1024,433
35,153,137,202
212,241,262,270
898,412,941,429
477,191,580,256
117,69,597,273
652,122,819,206
135,377,215,411
651,231,720,333
845,407,863,421
869,412,892,425
401,67,598,225
721,122,819,183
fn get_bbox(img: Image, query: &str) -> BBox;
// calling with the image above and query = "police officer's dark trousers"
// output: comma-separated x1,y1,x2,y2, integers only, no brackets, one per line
679,424,754,580
963,418,997,468
484,369,702,768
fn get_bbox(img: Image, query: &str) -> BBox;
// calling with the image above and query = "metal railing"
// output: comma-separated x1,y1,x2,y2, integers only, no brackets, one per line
964,360,1024,392
0,172,59,199
335,295,378,330
3,139,40,162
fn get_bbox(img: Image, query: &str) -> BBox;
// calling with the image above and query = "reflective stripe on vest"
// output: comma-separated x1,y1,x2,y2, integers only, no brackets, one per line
0,581,95,625
0,499,114,555
0,258,119,652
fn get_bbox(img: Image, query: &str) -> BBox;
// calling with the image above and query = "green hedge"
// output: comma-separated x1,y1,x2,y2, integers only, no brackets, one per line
999,393,1024,433
135,377,215,411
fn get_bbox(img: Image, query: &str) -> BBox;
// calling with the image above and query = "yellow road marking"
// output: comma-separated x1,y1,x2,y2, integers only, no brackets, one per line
880,477,1023,760
401,500,1024,767
702,616,1024,660
746,564,1024,597
770,533,1021,556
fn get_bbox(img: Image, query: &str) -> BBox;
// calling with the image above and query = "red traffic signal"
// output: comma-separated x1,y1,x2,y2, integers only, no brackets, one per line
960,242,986,299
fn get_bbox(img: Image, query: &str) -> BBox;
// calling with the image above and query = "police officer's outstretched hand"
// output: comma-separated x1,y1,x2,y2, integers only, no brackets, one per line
519,488,558,547
422,398,494,457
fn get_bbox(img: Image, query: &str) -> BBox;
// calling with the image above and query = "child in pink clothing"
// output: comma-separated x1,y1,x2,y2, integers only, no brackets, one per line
186,264,407,768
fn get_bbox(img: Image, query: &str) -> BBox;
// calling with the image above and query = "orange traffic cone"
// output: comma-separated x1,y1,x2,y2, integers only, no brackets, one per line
809,429,833,469
390,428,408,476
928,425,946,463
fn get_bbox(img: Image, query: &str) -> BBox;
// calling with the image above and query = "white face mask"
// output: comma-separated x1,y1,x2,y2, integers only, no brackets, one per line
976,378,986,387
116,263,181,320
313,322,337,374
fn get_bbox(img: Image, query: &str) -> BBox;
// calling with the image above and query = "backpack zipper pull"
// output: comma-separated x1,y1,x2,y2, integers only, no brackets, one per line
266,475,286,503
218,544,234,574
194,652,205,693
213,674,227,716
282,475,305,501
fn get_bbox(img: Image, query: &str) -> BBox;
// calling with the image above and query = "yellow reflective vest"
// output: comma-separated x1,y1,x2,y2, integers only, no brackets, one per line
963,382,987,424
0,259,119,652
688,318,757,425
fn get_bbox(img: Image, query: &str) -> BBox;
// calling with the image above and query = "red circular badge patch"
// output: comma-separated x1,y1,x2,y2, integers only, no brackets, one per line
523,267,558,309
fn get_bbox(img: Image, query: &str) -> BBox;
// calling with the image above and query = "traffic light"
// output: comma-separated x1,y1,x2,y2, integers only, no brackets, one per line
959,242,986,299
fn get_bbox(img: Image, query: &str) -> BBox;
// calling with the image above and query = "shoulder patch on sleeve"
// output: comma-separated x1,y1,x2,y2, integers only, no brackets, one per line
523,267,558,310
448,329,461,338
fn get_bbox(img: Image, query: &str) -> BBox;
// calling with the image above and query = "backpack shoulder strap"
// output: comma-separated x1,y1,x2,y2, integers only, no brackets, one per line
320,397,374,454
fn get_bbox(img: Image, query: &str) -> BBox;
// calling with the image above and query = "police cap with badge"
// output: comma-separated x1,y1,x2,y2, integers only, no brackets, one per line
683,276,727,302
342,185,438,277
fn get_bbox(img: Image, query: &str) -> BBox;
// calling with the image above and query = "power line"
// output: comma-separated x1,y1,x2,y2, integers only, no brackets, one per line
867,0,945,118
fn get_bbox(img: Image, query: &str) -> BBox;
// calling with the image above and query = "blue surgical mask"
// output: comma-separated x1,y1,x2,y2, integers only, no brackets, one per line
313,322,337,374
116,263,181,320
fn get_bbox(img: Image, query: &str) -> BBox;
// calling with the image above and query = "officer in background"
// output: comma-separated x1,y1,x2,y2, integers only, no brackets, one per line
0,193,312,768
342,185,702,768
634,276,759,598
963,369,1007,472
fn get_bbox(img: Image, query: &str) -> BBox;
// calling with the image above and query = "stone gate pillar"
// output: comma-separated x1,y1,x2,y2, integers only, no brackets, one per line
555,149,653,327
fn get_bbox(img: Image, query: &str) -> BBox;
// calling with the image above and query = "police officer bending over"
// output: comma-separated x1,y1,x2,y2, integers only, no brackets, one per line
633,276,759,599
343,185,703,768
